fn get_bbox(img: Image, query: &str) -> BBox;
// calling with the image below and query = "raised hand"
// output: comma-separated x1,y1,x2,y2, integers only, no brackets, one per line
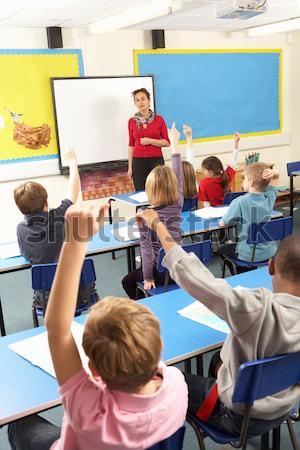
65,202,109,243
63,148,77,165
233,132,240,149
136,208,160,231
168,122,180,152
183,124,192,141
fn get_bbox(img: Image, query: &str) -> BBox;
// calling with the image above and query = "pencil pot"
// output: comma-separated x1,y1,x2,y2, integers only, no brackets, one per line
245,153,260,165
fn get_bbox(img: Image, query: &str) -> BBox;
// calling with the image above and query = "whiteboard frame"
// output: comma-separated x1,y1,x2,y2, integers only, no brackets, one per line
51,75,156,174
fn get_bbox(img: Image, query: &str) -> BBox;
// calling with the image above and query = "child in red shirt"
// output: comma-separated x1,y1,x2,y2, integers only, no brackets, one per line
198,133,240,207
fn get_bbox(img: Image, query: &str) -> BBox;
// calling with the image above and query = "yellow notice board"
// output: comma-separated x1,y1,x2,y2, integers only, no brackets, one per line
0,49,83,164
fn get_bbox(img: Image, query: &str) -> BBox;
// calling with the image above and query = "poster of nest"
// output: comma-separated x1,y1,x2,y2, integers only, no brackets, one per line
0,49,83,164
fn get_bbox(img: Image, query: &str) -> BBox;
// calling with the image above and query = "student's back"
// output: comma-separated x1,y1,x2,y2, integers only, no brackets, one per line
52,359,186,450
220,163,279,264
223,186,277,261
14,150,80,264
16,198,72,264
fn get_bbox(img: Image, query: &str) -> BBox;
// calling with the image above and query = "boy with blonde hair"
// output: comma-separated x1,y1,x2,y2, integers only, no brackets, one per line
8,203,187,450
218,163,279,274
14,150,80,264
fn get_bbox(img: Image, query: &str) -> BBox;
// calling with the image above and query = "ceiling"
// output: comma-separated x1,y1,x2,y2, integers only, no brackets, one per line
0,0,299,33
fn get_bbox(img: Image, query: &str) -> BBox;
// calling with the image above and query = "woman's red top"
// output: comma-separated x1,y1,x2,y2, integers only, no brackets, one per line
128,115,170,158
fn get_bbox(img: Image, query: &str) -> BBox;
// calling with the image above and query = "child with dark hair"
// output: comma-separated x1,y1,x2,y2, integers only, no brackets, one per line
136,207,300,439
198,133,240,207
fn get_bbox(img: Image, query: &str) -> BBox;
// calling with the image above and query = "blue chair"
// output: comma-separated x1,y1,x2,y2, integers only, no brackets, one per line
187,352,300,450
147,425,185,450
222,216,293,277
137,241,212,298
287,161,300,216
31,258,98,327
223,191,246,206
183,196,198,212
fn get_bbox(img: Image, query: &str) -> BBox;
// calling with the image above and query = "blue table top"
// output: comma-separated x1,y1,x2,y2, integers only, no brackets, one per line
0,266,272,425
291,170,300,176
0,210,282,273
110,191,148,206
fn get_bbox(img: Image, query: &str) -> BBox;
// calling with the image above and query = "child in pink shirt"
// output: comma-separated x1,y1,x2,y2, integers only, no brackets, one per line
8,203,187,450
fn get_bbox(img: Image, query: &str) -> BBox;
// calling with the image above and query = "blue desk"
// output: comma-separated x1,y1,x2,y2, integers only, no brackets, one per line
0,267,271,426
110,191,148,208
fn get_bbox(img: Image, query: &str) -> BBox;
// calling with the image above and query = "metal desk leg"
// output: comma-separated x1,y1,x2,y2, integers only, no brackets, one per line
261,431,270,450
290,175,294,217
184,359,192,374
0,298,6,336
272,426,281,450
196,355,203,376
126,248,132,273
109,200,116,260
131,247,136,271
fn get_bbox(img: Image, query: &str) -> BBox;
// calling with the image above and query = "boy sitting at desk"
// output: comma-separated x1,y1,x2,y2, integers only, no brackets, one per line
218,163,279,274
14,150,80,264
137,207,300,438
8,203,188,450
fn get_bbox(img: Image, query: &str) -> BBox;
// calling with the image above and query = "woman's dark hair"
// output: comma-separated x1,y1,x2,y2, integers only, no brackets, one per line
132,88,150,99
202,156,228,193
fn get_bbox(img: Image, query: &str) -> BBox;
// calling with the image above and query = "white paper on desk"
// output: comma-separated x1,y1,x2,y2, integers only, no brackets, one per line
192,206,229,220
177,301,230,334
129,191,148,203
8,322,89,378
111,224,140,241
0,241,21,259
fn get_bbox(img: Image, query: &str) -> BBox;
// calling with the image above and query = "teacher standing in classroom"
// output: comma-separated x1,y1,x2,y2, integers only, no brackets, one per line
127,88,170,191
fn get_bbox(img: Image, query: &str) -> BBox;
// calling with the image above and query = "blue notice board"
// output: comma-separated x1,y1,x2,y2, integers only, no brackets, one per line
134,49,282,142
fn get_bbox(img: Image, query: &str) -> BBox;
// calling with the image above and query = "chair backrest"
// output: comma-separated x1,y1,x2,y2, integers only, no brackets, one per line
232,351,300,407
182,196,198,212
223,191,246,206
287,161,300,177
147,425,185,450
157,241,212,273
31,258,96,291
246,216,293,245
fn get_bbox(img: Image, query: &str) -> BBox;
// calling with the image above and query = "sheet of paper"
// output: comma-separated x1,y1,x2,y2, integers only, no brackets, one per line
192,206,229,220
0,241,21,259
177,301,230,334
9,322,89,378
129,191,148,203
111,224,140,242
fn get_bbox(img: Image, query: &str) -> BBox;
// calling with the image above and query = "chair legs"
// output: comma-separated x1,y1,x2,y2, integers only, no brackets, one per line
187,416,206,450
32,302,39,328
287,418,299,450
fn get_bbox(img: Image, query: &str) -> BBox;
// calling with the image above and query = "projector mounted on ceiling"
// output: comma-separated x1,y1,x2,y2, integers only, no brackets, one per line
216,0,267,20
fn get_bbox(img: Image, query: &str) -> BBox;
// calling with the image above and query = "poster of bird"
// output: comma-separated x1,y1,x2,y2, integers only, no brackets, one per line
0,49,83,163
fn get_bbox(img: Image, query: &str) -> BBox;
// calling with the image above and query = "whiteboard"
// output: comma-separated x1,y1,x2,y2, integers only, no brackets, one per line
51,76,154,171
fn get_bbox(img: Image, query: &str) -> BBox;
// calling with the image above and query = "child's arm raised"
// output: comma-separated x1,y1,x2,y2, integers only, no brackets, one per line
228,132,240,169
262,168,280,187
136,208,264,335
64,149,81,203
45,202,108,386
168,123,183,206
183,124,194,167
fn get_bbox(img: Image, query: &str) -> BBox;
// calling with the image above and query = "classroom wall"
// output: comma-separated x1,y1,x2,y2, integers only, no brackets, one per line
0,27,297,241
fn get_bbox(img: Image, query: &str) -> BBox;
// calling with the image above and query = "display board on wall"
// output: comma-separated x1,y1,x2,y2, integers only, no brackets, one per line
0,49,83,165
51,76,154,172
134,49,282,143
